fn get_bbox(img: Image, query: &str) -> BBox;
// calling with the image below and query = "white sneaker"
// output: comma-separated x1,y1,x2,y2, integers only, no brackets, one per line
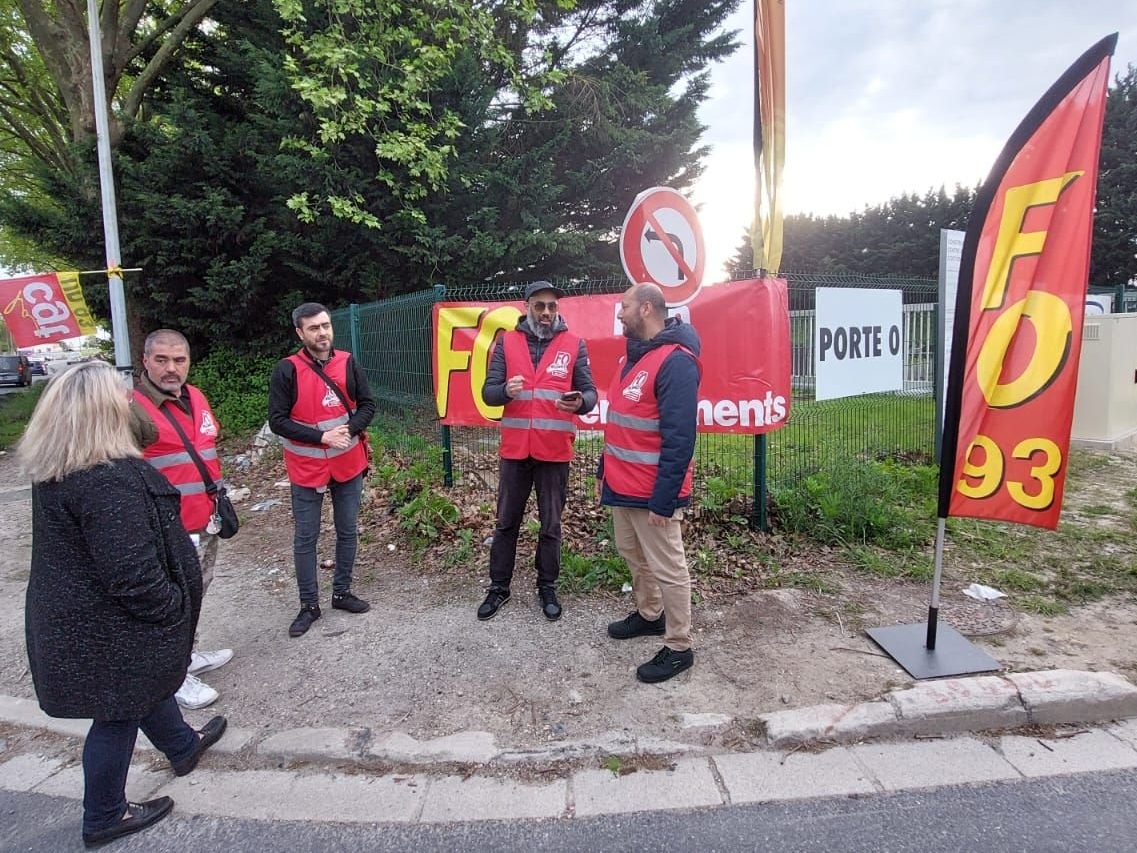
175,673,219,710
188,649,233,675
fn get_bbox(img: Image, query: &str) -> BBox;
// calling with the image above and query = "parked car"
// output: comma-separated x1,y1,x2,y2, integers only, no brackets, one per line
0,354,32,387
28,358,47,376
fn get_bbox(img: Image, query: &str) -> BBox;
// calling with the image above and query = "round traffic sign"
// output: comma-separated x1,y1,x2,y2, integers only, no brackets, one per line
619,187,705,305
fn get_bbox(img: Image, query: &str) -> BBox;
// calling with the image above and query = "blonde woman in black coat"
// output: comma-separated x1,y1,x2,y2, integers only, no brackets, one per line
20,361,227,849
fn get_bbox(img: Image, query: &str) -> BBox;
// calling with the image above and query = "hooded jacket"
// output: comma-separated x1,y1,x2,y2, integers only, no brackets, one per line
600,317,702,516
483,314,598,419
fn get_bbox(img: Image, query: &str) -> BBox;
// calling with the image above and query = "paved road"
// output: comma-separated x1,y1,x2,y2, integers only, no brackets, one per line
4,766,1137,852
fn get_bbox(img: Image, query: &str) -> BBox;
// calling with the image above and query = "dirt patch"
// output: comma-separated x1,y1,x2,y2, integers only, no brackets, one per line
2,447,1137,753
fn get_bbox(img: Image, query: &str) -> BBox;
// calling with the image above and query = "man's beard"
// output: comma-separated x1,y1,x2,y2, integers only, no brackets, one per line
528,310,555,340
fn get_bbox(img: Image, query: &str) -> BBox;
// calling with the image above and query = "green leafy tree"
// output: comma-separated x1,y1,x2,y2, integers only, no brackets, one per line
414,0,743,282
1091,63,1137,288
2,0,744,357
273,0,558,228
726,185,977,279
4,0,219,170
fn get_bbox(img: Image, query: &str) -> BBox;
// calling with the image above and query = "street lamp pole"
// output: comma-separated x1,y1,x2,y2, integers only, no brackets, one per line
86,0,132,375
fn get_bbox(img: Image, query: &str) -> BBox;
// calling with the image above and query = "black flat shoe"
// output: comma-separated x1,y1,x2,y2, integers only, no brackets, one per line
82,796,174,848
477,585,510,620
538,586,562,621
172,715,227,777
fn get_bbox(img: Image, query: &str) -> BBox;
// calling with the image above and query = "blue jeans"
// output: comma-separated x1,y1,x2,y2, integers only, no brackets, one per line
82,694,197,834
291,473,363,605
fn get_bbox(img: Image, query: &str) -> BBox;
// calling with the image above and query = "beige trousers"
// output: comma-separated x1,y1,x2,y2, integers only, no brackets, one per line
611,506,692,651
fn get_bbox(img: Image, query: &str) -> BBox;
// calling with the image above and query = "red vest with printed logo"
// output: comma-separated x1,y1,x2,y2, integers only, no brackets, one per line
498,330,580,462
282,351,368,487
603,344,699,500
134,384,222,533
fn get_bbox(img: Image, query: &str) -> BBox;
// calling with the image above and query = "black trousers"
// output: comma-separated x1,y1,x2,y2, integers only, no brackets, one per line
488,457,569,588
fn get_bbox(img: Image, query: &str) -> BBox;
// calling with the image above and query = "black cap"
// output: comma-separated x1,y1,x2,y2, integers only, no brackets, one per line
523,280,566,301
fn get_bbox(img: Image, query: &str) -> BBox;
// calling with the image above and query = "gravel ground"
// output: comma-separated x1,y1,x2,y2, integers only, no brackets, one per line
3,447,1137,753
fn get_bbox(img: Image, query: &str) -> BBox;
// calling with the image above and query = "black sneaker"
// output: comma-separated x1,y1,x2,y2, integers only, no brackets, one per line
288,604,321,637
538,585,562,621
636,645,694,683
477,585,510,620
607,610,666,639
332,592,370,613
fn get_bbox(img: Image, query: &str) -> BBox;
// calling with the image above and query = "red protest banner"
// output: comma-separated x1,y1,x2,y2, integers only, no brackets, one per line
0,272,97,347
940,35,1116,529
434,278,792,435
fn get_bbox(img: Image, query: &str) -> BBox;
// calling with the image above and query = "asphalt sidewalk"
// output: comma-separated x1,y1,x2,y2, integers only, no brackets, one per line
3,668,1137,827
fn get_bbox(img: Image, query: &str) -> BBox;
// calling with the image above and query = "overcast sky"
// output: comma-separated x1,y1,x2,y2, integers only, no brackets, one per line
690,0,1137,278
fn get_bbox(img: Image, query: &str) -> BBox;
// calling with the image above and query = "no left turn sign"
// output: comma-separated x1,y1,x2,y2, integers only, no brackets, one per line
619,186,705,305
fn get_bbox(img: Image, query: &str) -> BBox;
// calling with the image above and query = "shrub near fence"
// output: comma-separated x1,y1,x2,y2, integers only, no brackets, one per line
331,272,939,525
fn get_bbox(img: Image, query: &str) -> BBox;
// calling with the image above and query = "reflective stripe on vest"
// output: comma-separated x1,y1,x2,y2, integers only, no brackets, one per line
497,330,579,462
145,448,220,469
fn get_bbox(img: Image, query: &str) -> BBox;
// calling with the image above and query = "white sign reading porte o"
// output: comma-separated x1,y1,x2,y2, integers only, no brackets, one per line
619,186,705,305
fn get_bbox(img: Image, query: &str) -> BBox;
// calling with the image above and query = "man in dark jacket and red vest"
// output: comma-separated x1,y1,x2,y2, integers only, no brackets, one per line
132,329,233,710
269,302,377,638
478,281,597,622
601,283,702,683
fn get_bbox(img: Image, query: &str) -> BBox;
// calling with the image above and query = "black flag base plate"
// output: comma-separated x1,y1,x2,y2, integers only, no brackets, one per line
866,622,1001,680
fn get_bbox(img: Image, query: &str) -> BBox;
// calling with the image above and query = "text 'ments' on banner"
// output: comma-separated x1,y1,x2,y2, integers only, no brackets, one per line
0,272,98,347
433,278,792,435
940,34,1116,530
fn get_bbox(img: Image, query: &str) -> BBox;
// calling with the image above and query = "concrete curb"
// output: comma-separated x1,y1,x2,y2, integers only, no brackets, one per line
4,669,1137,766
7,722,1137,828
6,670,1137,830
759,669,1137,748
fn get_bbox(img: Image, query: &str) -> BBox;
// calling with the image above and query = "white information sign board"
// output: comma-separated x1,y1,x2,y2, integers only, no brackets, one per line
814,288,904,401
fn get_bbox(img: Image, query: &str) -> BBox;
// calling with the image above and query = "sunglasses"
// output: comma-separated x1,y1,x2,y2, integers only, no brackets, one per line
531,300,558,312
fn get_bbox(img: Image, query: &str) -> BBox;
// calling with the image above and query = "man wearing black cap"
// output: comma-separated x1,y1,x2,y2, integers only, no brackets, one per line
478,281,598,622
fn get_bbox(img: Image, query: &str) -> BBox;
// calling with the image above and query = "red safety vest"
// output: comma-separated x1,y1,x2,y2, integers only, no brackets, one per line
603,344,699,500
134,384,222,533
281,351,368,487
498,330,580,462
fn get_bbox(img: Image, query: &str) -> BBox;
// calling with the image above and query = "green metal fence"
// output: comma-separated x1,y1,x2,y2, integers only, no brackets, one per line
331,272,939,527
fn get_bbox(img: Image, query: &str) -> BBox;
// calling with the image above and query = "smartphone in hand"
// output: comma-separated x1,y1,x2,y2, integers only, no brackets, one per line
561,390,582,402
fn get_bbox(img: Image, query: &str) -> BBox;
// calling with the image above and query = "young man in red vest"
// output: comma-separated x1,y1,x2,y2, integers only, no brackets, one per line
478,281,597,621
132,329,233,709
269,303,377,638
601,283,702,683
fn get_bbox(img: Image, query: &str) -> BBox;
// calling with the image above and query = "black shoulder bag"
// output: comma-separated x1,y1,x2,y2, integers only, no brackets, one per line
300,358,372,467
158,406,240,539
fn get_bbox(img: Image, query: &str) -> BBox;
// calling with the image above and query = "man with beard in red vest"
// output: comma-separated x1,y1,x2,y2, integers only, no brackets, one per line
269,303,376,638
601,283,702,683
478,281,597,622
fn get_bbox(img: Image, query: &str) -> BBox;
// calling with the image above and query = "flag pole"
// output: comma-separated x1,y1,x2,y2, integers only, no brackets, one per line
926,518,947,649
86,0,132,375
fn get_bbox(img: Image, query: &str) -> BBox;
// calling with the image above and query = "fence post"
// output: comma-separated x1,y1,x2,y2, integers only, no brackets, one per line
751,433,769,532
433,284,455,487
349,303,360,356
